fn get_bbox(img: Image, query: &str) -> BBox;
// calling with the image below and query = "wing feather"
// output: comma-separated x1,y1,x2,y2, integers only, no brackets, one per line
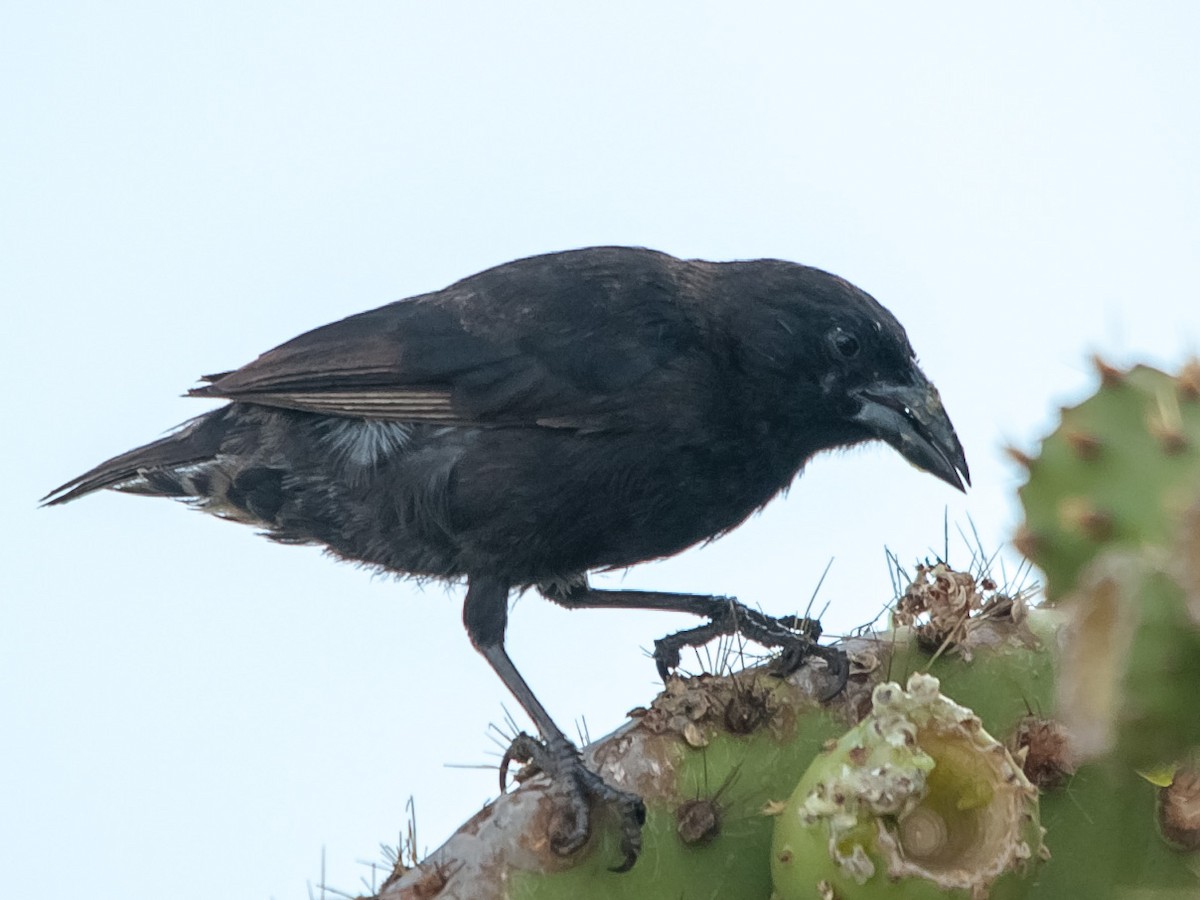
189,248,708,431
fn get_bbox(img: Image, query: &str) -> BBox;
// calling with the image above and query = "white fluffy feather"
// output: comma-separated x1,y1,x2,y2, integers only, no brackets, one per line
320,419,414,468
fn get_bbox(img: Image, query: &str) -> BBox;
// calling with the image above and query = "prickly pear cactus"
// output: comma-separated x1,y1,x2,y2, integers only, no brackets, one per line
367,359,1200,900
375,571,1066,900
1014,358,1200,603
1010,358,1200,899
372,565,1200,900
1012,359,1200,772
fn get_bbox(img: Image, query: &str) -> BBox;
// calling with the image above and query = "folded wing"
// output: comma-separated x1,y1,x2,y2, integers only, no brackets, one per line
191,249,706,433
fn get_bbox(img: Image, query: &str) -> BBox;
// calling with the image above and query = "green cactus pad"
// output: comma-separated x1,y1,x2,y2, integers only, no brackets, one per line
1057,551,1200,768
1017,361,1200,603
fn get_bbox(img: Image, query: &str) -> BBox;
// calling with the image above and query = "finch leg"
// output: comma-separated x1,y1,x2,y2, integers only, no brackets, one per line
539,581,849,700
465,576,646,871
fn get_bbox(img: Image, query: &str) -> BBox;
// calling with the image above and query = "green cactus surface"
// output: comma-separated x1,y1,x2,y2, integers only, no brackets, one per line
1016,361,1200,603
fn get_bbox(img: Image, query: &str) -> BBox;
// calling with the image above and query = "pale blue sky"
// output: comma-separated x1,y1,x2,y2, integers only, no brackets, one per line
5,3,1199,898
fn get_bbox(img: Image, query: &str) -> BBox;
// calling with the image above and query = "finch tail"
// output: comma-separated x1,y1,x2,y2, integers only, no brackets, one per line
41,413,228,507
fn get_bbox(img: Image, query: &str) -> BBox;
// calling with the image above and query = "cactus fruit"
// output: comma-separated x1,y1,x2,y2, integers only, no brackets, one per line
770,673,1044,900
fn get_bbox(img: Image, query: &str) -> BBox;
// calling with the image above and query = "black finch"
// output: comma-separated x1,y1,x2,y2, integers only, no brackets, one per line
46,246,969,870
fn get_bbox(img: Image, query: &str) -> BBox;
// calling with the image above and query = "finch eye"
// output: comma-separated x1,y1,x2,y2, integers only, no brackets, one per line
829,329,860,359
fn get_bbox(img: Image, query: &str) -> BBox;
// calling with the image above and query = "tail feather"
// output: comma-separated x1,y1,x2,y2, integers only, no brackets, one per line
41,414,226,506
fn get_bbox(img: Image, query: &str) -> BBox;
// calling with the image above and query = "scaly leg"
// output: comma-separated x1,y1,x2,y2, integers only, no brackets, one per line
463,576,646,872
539,578,848,698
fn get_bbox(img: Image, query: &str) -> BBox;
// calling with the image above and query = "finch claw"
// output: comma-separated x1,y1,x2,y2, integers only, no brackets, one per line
498,732,645,869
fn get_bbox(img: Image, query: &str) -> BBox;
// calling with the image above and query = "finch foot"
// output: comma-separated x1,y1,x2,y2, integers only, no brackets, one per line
500,732,646,872
652,602,850,700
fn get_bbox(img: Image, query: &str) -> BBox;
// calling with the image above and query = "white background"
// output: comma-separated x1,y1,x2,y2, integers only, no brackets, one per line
5,3,1199,898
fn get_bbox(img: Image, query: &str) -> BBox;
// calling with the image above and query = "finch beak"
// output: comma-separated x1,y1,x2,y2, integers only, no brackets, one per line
851,377,971,492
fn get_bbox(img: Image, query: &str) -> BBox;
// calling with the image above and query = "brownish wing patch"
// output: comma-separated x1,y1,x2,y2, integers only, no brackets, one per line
194,388,459,421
